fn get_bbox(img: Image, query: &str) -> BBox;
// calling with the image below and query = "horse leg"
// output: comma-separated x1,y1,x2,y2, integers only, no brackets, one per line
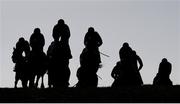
35,75,40,88
14,73,19,88
41,75,45,88
48,74,52,88
29,74,35,88
48,71,53,88
22,79,27,88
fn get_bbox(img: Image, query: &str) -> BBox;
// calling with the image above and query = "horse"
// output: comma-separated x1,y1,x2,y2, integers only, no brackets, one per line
76,47,101,88
28,51,48,88
47,41,71,88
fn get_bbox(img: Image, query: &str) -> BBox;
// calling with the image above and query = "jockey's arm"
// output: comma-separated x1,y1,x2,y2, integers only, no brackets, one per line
137,55,143,71
96,32,103,47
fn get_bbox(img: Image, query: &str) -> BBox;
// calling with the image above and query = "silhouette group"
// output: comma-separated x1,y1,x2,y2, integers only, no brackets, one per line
12,19,173,88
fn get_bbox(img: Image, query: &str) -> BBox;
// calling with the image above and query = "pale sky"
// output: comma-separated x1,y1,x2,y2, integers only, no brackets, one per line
0,0,179,87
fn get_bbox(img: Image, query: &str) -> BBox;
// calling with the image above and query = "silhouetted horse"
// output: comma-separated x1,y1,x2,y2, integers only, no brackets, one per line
47,41,71,88
111,60,133,87
76,48,100,88
12,37,30,88
28,51,47,88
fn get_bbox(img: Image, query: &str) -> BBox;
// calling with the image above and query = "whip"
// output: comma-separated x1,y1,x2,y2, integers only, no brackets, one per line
100,52,110,57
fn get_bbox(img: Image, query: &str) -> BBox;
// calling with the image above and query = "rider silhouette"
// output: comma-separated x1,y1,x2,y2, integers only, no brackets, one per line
119,42,132,61
30,28,45,52
84,27,102,48
84,27,102,65
53,19,72,60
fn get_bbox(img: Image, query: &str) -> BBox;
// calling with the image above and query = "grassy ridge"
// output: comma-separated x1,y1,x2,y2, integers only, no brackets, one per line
0,85,180,103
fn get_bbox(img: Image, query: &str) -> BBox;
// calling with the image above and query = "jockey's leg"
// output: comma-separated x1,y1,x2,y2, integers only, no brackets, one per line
35,75,40,88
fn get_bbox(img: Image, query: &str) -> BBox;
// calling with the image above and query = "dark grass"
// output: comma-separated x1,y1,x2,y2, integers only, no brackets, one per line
0,85,180,103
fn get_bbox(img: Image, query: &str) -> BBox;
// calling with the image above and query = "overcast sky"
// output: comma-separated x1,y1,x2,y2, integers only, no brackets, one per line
0,0,179,87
